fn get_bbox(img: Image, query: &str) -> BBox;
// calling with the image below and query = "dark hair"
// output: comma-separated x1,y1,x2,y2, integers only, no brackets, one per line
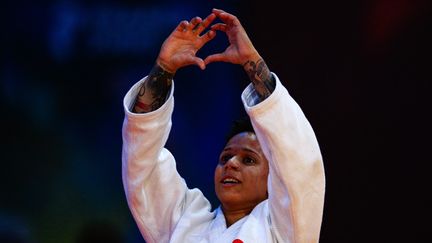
225,116,255,143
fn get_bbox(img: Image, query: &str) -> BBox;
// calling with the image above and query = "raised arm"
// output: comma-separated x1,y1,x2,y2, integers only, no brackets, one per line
132,13,217,113
204,8,276,101
207,9,325,242
123,13,218,242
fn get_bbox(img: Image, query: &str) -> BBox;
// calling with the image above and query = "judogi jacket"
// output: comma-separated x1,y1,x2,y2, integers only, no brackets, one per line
122,73,325,243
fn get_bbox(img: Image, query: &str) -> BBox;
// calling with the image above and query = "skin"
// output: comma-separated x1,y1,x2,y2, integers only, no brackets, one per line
132,8,275,113
215,132,269,227
132,13,217,113
132,8,276,227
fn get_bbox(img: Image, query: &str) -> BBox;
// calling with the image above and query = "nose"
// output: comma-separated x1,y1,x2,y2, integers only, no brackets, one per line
224,156,240,170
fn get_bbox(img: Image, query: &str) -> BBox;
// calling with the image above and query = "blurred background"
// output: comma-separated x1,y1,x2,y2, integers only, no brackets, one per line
1,0,431,242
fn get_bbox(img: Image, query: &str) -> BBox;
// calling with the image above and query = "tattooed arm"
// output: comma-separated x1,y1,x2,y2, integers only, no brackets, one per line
204,9,275,101
132,56,275,113
243,58,276,100
132,13,218,113
132,64,173,113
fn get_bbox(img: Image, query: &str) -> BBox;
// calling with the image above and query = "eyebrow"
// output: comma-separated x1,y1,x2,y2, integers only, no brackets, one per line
223,147,260,157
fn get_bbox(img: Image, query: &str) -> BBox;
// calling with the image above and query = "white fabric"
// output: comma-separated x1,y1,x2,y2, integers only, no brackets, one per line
122,73,325,243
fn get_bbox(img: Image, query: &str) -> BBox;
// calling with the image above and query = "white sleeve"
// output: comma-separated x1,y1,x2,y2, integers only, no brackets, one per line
242,73,326,243
121,77,210,243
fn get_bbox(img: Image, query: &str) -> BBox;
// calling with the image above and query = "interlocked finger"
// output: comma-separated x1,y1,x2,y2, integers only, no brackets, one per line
193,13,216,36
192,22,203,33
187,16,202,31
212,9,239,26
210,23,227,32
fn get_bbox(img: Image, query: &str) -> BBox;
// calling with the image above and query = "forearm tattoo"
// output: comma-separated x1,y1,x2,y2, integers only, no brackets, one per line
132,64,173,113
243,58,276,100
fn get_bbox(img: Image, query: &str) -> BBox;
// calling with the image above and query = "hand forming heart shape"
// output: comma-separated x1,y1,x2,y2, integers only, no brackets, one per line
156,8,262,74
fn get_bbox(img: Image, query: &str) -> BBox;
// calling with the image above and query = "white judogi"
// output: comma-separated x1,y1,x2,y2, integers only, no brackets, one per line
122,73,325,243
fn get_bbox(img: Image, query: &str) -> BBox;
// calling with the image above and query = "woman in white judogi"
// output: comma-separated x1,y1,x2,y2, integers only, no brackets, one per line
122,8,325,243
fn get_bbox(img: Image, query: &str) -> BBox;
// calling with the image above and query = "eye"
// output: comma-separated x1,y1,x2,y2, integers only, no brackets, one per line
243,156,256,165
219,154,232,165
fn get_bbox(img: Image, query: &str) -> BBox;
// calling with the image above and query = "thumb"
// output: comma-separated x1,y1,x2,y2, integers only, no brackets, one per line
180,56,205,70
204,53,226,65
192,57,206,70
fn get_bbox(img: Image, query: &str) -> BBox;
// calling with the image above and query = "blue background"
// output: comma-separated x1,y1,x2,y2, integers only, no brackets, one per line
1,0,431,242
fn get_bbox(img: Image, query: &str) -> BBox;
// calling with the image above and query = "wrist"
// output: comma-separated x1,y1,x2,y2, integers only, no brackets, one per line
156,57,176,74
242,52,261,70
242,57,274,100
150,62,175,81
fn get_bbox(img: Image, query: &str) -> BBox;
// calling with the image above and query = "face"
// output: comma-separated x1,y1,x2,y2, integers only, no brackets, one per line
214,132,269,211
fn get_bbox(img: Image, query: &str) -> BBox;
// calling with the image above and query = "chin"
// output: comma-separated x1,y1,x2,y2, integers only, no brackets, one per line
218,196,244,207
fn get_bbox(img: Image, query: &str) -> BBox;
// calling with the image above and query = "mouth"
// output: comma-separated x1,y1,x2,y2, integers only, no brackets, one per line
220,177,241,185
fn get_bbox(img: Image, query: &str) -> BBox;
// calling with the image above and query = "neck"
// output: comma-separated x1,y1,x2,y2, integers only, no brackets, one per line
221,205,253,227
